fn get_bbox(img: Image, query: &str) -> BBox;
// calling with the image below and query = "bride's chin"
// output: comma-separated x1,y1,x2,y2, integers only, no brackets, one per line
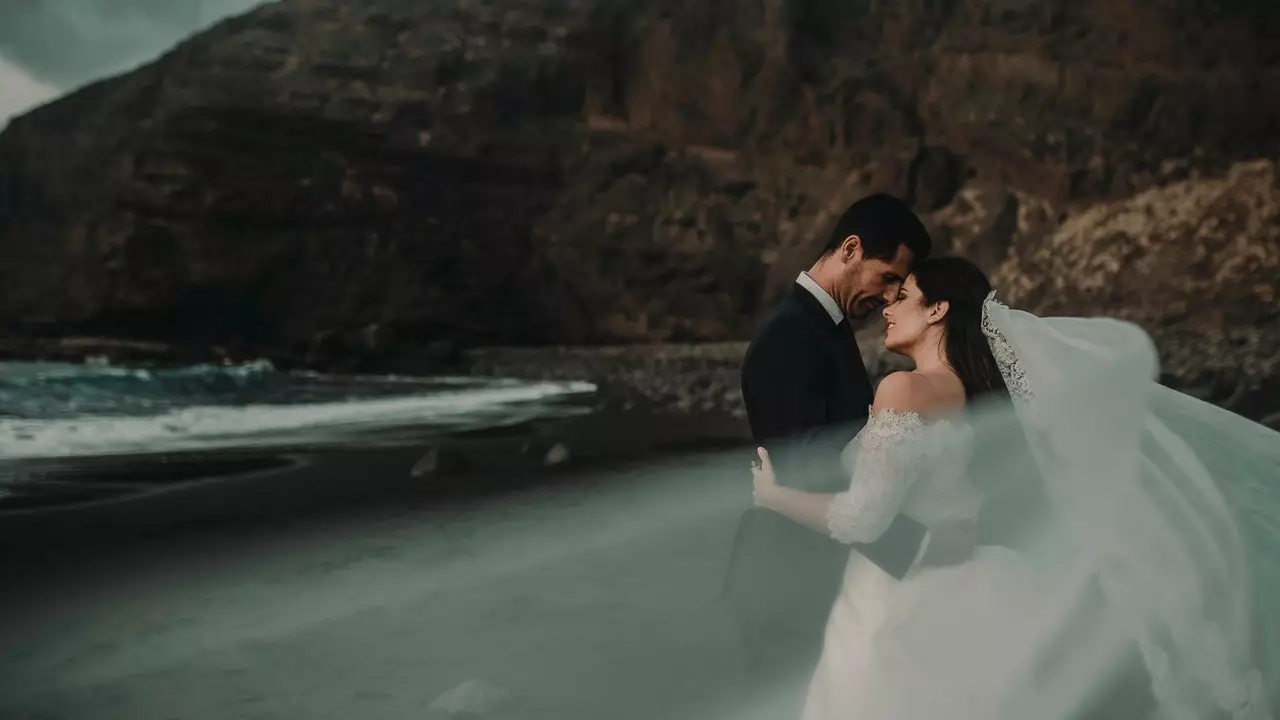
883,336,907,355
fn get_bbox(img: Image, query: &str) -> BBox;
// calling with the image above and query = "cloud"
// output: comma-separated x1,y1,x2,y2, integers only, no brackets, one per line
0,0,264,87
0,1,265,126
0,54,60,127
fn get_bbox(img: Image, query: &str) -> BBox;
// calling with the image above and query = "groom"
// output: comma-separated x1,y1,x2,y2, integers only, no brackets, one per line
723,194,937,698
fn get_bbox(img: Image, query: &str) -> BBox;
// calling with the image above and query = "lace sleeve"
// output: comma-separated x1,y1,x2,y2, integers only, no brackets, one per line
826,409,930,545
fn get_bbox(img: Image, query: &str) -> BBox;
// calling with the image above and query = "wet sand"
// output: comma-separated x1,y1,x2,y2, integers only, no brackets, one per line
0,410,760,719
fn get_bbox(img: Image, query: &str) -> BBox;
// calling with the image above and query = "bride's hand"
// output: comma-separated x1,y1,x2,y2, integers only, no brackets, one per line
751,447,777,508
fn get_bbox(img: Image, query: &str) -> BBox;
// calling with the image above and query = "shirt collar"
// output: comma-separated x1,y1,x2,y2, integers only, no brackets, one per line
795,272,844,325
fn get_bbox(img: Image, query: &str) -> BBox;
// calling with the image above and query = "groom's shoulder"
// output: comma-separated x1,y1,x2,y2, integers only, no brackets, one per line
750,295,818,344
743,307,824,377
762,286,816,326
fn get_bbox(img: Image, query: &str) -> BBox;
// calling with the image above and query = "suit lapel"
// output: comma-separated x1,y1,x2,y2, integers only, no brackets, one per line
838,317,873,400
789,284,839,331
789,284,874,405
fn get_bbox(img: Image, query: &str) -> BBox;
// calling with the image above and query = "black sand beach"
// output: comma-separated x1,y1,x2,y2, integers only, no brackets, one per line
0,403,761,720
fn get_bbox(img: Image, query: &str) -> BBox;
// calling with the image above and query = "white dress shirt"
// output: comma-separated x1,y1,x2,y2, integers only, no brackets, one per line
795,272,844,325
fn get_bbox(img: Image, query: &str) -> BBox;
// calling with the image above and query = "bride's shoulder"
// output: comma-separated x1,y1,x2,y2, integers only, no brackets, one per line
872,372,933,415
872,372,962,424
861,374,931,439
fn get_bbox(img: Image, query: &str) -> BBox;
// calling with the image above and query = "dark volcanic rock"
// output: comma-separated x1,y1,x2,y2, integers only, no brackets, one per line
992,160,1280,421
0,0,594,363
0,0,1277,415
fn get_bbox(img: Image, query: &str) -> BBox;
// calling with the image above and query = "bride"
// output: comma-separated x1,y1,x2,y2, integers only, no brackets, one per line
749,256,1274,719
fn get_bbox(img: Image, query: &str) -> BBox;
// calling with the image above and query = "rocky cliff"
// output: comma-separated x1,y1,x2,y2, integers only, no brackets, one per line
0,0,1276,419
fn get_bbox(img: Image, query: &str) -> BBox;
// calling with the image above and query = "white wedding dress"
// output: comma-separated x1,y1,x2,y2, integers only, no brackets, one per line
792,297,1275,720
799,409,1045,720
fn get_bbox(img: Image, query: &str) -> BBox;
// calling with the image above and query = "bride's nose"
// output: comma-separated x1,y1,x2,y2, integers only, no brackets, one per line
882,304,893,320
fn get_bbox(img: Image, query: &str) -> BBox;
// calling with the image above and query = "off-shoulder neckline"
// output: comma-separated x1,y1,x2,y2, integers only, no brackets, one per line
866,406,958,429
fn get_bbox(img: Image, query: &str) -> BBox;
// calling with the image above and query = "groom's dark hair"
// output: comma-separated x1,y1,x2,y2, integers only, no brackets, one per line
821,194,932,262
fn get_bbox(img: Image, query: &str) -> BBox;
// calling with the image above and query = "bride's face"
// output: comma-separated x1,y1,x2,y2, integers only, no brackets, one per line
882,275,932,353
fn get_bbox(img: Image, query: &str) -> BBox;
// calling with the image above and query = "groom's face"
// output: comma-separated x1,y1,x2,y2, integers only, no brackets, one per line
836,239,915,320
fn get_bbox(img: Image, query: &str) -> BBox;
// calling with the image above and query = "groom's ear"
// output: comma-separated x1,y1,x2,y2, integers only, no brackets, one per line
840,234,862,262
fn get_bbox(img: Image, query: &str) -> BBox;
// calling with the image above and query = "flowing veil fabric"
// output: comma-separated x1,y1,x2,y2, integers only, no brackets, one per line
702,301,1277,720
976,296,1277,719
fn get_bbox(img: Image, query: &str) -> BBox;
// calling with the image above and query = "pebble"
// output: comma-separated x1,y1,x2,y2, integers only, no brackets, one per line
429,678,511,716
542,442,571,466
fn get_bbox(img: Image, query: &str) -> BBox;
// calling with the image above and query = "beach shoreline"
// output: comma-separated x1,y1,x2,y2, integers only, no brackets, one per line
0,403,752,555
0,331,918,555
0,402,760,720
0,339,764,537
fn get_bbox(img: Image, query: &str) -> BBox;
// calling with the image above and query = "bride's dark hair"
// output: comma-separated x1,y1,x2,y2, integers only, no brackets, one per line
914,258,1046,548
911,256,1009,401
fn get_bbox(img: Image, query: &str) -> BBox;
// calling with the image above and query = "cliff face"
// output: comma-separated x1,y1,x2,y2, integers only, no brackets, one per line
993,160,1280,421
0,0,598,363
0,0,1276,417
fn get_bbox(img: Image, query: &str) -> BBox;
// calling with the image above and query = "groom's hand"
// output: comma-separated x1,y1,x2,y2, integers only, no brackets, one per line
920,519,979,568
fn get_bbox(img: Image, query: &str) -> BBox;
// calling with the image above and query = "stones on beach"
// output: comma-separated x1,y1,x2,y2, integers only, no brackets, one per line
409,448,439,478
429,678,511,717
464,344,750,419
516,439,572,467
409,446,471,479
541,442,571,467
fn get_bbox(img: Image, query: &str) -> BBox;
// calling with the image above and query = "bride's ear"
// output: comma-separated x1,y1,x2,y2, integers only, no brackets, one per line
927,300,950,325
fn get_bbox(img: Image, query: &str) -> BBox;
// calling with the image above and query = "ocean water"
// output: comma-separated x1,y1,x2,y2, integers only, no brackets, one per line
0,359,595,460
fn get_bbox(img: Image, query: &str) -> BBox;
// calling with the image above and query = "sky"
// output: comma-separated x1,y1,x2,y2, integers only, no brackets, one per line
0,56,58,126
0,0,264,126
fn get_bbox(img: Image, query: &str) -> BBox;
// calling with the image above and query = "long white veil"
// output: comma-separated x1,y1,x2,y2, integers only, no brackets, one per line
698,300,1279,720
980,296,1277,719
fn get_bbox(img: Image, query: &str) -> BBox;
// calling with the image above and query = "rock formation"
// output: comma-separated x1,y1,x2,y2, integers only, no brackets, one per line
0,0,1276,418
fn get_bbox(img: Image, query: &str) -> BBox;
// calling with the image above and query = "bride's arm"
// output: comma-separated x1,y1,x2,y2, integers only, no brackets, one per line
753,480,839,536
755,373,928,544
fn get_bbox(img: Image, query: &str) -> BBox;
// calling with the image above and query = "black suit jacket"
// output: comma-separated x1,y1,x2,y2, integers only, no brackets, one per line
723,284,928,638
